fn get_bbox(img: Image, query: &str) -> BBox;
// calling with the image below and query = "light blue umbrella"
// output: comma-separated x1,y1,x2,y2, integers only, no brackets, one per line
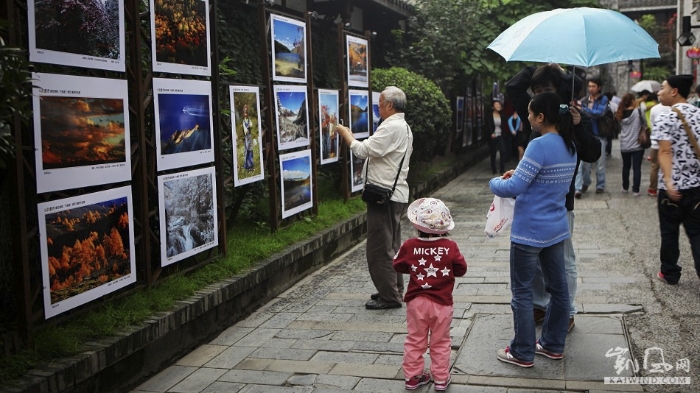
487,7,660,67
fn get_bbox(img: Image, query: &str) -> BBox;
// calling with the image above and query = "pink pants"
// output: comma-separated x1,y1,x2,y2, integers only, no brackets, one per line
403,296,453,383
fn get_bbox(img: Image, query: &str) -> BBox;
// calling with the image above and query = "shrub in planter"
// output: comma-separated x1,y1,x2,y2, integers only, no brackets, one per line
372,67,451,163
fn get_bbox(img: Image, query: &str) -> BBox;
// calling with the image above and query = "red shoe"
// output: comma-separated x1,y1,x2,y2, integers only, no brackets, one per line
497,346,533,367
535,340,564,360
648,188,657,197
405,372,430,390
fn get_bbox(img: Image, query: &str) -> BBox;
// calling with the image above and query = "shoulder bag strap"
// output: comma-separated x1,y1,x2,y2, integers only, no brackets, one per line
671,108,700,159
364,124,409,193
637,108,647,130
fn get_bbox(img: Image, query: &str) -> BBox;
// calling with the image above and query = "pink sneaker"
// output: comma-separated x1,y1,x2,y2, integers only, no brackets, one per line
434,375,452,391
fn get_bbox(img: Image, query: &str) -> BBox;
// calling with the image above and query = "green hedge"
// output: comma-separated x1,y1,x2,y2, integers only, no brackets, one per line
372,67,451,162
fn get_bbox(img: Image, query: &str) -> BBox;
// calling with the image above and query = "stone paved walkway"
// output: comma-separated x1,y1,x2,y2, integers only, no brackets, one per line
131,141,685,392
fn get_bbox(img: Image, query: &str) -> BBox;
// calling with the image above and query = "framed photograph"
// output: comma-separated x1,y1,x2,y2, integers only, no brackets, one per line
38,186,136,319
476,81,484,141
279,149,313,219
28,0,125,71
456,96,464,133
270,14,306,83
348,89,370,139
465,87,473,147
150,0,211,76
346,35,368,88
274,85,310,151
349,149,365,193
158,166,218,267
32,73,131,194
154,78,214,171
371,91,381,135
318,89,339,165
230,86,264,186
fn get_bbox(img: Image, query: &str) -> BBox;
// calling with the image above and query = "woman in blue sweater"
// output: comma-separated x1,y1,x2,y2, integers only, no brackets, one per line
489,93,578,367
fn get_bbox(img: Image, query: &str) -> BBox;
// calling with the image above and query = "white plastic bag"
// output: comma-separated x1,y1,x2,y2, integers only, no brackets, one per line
485,195,515,238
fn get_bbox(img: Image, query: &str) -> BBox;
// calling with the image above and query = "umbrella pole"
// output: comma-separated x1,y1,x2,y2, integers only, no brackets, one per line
571,65,575,103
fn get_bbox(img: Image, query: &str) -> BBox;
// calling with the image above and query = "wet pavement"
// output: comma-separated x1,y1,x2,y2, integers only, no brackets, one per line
132,140,699,392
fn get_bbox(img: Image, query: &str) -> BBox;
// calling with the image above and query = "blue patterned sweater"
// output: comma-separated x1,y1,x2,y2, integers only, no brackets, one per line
489,133,577,247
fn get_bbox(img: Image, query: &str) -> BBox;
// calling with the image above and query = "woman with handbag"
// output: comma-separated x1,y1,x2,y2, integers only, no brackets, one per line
489,92,577,367
616,93,646,196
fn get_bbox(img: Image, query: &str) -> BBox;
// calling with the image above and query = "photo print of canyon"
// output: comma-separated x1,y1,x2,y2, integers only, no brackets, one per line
274,85,310,151
279,150,313,219
32,73,131,193
348,89,370,139
28,0,126,71
158,166,218,267
38,186,136,319
271,14,306,83
346,35,368,87
318,89,339,165
230,86,264,186
150,0,211,75
154,78,214,171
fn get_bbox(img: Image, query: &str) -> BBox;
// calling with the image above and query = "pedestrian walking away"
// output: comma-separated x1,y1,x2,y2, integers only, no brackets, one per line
393,197,467,391
336,86,414,309
652,74,700,285
490,93,577,367
616,93,646,196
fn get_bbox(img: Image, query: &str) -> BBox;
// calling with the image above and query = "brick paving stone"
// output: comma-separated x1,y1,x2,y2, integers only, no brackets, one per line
310,351,379,364
446,386,507,393
258,338,297,348
288,374,317,386
328,362,400,379
581,304,643,314
238,386,312,393
199,382,245,393
233,328,281,347
265,360,335,374
176,345,228,367
234,358,273,371
314,374,361,390
354,377,414,392
134,366,198,392
168,368,227,393
374,354,403,366
258,313,299,329
351,341,404,353
330,330,394,342
204,346,257,369
218,369,291,385
294,313,355,322
249,347,316,361
209,327,253,346
290,339,355,351
235,312,274,328
274,329,333,339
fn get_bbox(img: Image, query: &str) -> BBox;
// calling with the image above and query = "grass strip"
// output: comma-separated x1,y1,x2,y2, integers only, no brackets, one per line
0,198,365,383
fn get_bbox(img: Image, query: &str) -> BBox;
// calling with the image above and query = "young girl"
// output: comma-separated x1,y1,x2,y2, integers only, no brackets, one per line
393,198,467,391
489,92,577,367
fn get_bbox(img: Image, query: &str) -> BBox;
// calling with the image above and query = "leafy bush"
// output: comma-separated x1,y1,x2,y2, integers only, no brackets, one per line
372,67,451,163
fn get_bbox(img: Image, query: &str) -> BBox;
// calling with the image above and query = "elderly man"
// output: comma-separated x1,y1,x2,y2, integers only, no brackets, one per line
336,86,414,309
653,74,700,285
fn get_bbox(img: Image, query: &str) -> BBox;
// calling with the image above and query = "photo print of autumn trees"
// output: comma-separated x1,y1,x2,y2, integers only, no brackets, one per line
39,187,136,318
152,0,210,74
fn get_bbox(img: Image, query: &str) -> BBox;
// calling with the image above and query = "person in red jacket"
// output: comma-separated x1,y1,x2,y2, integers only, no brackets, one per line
393,198,467,391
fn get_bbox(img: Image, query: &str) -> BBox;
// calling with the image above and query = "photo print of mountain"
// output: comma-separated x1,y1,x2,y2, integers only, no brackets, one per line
318,89,339,165
154,78,214,171
346,35,368,87
230,86,264,186
33,73,131,193
279,150,313,219
150,0,211,76
28,0,126,71
348,89,369,139
350,150,365,193
271,14,306,83
371,91,381,135
158,166,218,267
274,85,310,151
38,186,136,319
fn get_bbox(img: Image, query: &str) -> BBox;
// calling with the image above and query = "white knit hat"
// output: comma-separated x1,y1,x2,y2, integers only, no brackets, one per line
407,198,455,235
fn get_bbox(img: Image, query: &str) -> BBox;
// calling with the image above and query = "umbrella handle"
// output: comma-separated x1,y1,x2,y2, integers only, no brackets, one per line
571,65,575,103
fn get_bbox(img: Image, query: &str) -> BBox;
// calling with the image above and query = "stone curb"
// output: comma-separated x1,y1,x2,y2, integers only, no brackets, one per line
5,146,489,393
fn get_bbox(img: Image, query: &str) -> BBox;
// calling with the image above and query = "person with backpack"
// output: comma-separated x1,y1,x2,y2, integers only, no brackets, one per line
574,78,609,196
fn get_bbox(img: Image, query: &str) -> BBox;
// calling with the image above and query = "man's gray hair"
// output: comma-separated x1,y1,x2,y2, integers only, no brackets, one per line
382,86,406,112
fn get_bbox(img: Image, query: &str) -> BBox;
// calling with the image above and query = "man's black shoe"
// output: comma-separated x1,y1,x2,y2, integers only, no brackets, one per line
370,293,380,300
365,299,402,310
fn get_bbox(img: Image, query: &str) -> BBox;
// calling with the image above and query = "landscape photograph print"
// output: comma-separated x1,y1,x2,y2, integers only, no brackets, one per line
271,14,306,83
274,85,310,151
150,0,211,76
158,167,218,267
371,91,381,135
38,186,136,319
33,73,131,194
280,150,313,219
28,0,125,71
350,150,365,193
346,35,368,87
318,89,339,165
154,78,214,171
230,86,264,186
348,89,370,139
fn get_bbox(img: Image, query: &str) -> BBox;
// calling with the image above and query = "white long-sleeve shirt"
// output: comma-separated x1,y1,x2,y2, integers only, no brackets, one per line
349,113,414,203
